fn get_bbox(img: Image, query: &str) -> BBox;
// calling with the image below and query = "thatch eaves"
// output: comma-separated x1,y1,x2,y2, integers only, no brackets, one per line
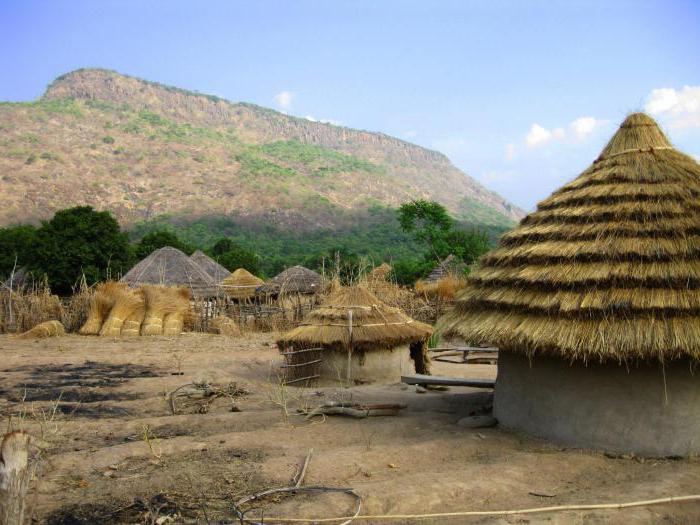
120,246,217,298
258,265,326,296
438,113,700,363
277,285,432,352
220,268,264,300
189,250,230,283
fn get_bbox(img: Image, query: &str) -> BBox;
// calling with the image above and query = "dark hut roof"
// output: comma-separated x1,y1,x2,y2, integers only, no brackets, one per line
189,250,230,283
424,255,466,283
259,265,326,295
438,113,700,363
120,246,217,297
277,285,432,351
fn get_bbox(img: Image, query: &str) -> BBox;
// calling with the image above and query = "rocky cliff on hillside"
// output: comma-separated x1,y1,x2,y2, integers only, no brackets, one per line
0,68,522,229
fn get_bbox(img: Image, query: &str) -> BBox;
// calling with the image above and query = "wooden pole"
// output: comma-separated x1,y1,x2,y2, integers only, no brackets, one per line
0,431,32,525
346,310,353,386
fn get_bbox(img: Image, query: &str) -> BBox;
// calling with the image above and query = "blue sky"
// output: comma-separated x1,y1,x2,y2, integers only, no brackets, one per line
1,0,699,211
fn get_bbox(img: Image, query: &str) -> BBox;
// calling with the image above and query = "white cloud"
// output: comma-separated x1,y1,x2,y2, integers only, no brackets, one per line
274,90,294,109
304,114,343,126
645,86,700,129
304,115,317,122
569,117,607,140
525,124,564,148
505,143,516,161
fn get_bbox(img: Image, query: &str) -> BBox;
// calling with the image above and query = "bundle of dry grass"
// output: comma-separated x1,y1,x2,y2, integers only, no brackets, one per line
16,320,65,339
277,285,432,352
79,282,126,335
416,274,468,300
141,285,190,336
99,286,145,337
439,113,700,363
209,315,241,337
220,268,264,300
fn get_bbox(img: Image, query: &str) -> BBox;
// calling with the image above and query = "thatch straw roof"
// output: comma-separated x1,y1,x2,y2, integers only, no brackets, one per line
439,113,700,363
258,265,326,295
424,255,466,283
277,285,432,351
121,246,217,298
189,250,230,283
220,268,264,300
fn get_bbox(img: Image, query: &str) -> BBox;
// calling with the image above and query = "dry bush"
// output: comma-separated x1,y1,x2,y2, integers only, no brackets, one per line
61,279,94,333
0,279,64,334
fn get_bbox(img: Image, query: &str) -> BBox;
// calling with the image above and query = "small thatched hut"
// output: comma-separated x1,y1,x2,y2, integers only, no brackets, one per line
424,255,466,283
121,246,216,298
277,286,433,384
439,113,700,456
189,250,231,283
220,268,264,301
258,265,326,297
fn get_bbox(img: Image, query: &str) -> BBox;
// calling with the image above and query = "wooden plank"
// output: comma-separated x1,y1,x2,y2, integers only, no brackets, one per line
429,347,499,353
401,374,495,388
280,359,323,369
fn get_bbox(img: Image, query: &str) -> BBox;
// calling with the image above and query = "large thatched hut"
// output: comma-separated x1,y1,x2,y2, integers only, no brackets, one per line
258,265,326,297
439,113,700,456
189,250,230,283
277,286,433,384
220,268,264,301
121,246,217,298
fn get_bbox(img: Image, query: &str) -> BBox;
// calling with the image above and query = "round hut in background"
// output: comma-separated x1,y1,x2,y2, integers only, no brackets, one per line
120,246,216,298
277,286,433,385
258,265,326,298
220,268,264,301
439,113,700,457
189,250,231,283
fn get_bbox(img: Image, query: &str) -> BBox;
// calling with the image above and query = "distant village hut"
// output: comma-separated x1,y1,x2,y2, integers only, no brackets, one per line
120,246,217,298
258,265,326,298
416,255,468,300
439,113,700,457
189,250,231,283
220,268,264,301
277,286,433,384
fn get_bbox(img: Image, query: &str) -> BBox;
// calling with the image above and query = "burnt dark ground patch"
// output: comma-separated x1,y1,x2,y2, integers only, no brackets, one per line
0,361,162,418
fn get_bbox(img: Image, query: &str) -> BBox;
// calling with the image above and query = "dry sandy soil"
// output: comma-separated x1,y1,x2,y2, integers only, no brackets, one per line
0,333,698,524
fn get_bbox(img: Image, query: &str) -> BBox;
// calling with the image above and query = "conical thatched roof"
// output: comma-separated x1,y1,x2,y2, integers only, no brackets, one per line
277,285,432,351
189,250,230,283
121,246,217,298
220,268,264,299
424,255,466,283
439,113,700,363
259,265,326,295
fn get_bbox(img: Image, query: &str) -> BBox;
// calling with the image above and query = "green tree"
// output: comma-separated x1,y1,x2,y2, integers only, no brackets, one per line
398,199,489,270
390,257,434,286
134,230,193,259
208,238,262,275
0,225,37,279
30,206,132,294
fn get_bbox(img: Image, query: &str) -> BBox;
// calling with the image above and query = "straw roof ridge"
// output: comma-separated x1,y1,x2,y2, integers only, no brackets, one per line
189,250,230,283
259,265,325,295
220,268,264,299
121,246,217,298
277,285,432,351
438,113,700,363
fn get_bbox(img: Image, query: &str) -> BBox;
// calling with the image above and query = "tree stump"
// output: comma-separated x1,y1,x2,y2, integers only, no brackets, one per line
0,431,32,525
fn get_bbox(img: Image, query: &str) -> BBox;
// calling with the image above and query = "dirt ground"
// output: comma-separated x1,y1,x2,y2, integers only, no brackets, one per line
0,333,698,524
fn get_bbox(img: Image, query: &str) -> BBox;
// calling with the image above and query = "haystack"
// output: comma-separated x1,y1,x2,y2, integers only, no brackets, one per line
416,255,468,299
277,286,432,384
121,246,217,298
189,250,231,283
258,266,326,297
141,285,191,336
99,285,145,337
209,315,241,337
220,268,264,300
439,113,700,456
79,282,127,335
16,320,65,339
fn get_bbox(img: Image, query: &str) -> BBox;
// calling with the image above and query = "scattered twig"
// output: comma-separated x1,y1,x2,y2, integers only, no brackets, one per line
293,449,313,488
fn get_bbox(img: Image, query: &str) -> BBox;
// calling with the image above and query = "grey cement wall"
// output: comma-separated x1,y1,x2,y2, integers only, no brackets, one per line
494,351,700,457
318,345,413,385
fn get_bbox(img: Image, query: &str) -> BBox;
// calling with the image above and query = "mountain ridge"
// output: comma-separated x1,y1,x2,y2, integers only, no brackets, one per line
0,68,523,230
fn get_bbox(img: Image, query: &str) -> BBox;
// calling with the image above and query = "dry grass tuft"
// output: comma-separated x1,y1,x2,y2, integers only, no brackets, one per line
15,320,65,339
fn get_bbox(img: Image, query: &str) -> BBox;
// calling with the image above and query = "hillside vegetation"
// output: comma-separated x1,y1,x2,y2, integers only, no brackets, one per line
0,68,521,231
